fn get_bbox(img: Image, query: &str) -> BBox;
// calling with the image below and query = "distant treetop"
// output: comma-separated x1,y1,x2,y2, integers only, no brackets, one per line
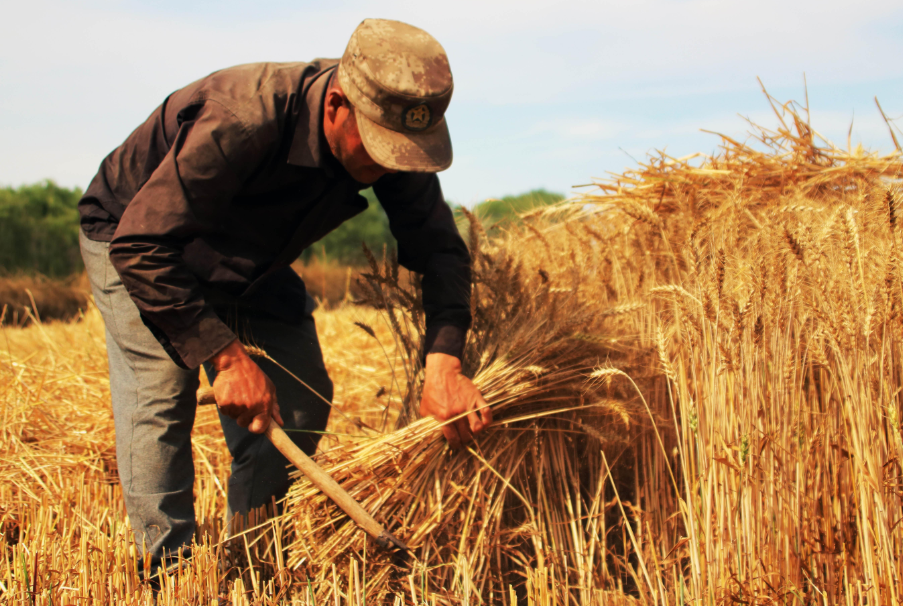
452,189,566,239
469,189,566,224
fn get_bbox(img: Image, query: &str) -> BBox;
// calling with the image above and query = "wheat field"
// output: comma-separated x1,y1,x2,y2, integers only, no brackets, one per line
2,95,903,604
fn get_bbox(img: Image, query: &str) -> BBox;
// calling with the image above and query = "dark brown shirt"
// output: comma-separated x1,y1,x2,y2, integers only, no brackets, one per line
79,60,470,369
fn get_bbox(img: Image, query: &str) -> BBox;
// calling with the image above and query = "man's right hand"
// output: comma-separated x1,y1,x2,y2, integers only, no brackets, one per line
209,339,283,434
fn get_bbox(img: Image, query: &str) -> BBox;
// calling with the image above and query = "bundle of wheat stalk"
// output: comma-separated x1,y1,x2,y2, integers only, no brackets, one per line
282,213,653,604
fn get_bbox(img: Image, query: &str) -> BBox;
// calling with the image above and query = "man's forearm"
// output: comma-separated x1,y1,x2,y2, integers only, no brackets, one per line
373,172,473,343
424,323,467,361
109,238,237,369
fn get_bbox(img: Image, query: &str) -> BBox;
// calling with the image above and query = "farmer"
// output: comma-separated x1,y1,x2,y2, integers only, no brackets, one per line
77,18,491,575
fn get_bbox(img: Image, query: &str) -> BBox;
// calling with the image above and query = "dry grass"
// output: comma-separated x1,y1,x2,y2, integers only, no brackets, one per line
2,89,902,604
292,259,360,308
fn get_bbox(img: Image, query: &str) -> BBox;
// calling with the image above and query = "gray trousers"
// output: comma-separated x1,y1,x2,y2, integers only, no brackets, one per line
79,231,332,570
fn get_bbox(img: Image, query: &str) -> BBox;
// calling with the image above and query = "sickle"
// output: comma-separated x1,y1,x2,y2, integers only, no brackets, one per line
197,386,410,556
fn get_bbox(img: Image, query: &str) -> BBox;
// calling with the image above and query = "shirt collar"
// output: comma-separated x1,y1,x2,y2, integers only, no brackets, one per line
287,62,339,176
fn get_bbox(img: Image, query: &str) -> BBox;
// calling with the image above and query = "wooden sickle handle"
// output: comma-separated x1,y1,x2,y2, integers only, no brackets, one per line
197,386,409,554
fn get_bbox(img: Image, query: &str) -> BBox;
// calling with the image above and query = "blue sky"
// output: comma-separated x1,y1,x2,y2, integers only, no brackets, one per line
2,0,901,205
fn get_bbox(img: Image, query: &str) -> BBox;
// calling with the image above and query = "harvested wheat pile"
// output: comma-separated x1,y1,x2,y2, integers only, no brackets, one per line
573,94,903,603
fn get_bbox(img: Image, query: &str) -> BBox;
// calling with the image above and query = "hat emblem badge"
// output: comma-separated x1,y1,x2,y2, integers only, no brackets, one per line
403,104,431,131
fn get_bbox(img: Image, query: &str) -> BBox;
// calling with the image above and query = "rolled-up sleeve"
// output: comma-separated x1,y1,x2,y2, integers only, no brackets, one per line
373,173,471,360
109,101,261,369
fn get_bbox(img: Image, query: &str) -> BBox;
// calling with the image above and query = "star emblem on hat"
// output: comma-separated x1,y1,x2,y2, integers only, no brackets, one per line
404,104,431,131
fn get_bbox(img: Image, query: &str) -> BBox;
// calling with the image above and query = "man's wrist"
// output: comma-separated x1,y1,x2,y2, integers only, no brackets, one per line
210,338,246,371
425,352,462,376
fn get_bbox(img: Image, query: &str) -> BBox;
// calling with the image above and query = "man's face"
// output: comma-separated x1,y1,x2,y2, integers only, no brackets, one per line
324,91,397,184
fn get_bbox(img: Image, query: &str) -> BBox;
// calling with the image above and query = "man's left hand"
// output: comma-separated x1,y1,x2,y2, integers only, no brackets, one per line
420,353,492,448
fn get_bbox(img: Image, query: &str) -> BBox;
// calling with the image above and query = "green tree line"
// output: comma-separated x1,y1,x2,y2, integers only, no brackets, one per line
0,182,564,276
0,181,84,277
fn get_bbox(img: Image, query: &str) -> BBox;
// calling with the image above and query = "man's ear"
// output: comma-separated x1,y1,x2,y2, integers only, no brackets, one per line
324,88,345,124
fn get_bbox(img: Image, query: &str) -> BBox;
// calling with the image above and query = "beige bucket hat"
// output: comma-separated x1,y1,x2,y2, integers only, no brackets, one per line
337,19,454,172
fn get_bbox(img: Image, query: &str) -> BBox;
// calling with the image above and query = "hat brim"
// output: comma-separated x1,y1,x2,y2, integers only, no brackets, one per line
355,111,452,173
